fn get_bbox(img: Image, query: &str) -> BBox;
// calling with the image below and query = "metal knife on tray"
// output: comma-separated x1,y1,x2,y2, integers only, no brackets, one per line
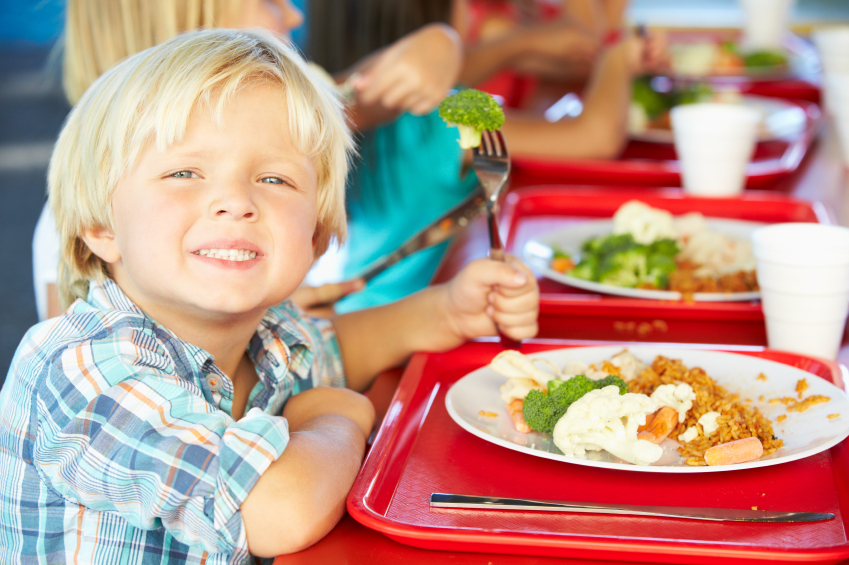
430,493,834,523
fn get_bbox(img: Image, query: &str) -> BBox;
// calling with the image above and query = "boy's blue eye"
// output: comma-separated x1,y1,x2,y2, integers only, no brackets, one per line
260,177,285,185
171,171,195,179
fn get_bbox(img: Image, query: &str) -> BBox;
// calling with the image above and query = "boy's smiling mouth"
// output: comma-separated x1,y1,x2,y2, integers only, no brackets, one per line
190,239,263,266
194,248,258,261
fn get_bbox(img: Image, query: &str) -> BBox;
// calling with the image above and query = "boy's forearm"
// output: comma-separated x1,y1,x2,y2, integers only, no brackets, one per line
240,415,366,557
332,285,455,392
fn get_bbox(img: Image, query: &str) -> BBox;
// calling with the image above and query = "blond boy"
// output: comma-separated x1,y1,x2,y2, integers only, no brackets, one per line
0,29,538,564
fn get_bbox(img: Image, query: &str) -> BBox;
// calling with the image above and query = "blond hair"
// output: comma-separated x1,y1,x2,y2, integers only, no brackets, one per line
49,28,353,308
63,0,247,104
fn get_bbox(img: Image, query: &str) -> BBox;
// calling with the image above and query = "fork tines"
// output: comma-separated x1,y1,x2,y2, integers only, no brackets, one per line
478,130,506,157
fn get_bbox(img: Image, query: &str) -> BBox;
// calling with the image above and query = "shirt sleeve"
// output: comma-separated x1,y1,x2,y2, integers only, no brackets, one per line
34,354,287,557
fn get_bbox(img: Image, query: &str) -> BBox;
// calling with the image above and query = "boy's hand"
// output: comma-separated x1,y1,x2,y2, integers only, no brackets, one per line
443,257,539,344
282,386,375,439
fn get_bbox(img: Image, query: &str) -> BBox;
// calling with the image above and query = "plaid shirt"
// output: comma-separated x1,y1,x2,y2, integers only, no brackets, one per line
0,278,345,565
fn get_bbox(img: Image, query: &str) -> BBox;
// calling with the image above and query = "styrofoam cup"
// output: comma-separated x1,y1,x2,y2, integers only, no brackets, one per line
812,27,849,61
752,223,849,265
761,290,849,322
752,223,849,359
739,0,795,50
671,103,761,196
757,261,849,294
765,317,847,359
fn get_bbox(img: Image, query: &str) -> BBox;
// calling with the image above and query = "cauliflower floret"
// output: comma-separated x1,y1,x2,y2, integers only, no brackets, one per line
499,377,543,404
678,426,699,443
612,201,676,245
552,386,663,466
698,411,722,435
561,360,590,379
650,383,696,423
608,350,646,382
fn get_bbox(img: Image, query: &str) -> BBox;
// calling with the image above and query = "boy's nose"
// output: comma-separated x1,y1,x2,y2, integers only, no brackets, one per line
210,183,259,221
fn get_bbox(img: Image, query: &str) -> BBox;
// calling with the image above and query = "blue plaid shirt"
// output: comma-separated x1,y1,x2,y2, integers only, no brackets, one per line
0,278,345,564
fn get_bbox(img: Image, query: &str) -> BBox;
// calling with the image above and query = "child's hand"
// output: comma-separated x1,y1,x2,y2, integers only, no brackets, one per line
443,256,539,344
626,28,670,77
353,23,462,116
282,386,375,439
290,279,365,318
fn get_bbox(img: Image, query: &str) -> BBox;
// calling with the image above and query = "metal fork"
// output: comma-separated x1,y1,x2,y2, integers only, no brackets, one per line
472,129,511,261
472,129,521,349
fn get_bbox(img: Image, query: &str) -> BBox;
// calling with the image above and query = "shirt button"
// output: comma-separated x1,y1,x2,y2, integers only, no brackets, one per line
207,376,223,392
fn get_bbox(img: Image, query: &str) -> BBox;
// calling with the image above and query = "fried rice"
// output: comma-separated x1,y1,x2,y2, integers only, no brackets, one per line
628,355,783,466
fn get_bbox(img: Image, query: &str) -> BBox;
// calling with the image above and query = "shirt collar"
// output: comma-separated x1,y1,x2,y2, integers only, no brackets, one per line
85,278,313,388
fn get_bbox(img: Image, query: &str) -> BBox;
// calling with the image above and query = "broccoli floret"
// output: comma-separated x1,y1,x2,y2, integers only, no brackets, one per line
743,50,788,69
523,375,628,435
648,238,680,257
598,248,648,287
569,256,598,280
523,375,597,435
582,233,636,256
632,75,668,119
438,89,506,149
593,375,629,395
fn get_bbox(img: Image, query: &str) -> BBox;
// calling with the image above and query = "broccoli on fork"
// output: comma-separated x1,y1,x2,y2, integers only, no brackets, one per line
438,88,506,149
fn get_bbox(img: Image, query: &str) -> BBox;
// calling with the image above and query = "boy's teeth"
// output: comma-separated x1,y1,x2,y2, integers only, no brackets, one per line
195,248,257,261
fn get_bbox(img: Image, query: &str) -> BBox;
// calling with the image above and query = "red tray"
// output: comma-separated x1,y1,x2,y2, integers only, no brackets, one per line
509,98,820,191
347,340,849,564
498,185,830,345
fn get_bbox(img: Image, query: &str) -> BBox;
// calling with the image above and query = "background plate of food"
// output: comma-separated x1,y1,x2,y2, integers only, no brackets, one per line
445,346,849,473
523,200,762,301
628,77,808,144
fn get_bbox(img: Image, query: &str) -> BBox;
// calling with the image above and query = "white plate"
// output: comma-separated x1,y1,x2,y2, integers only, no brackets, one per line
445,346,849,473
629,95,808,144
523,218,763,302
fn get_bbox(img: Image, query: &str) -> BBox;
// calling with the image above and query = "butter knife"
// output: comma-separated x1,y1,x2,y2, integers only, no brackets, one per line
356,188,486,282
430,494,834,523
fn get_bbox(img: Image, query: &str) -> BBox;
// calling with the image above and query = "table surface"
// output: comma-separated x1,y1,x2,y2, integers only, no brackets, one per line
274,109,849,565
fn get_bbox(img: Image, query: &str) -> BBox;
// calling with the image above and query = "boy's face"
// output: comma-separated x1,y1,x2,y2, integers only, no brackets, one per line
88,84,319,323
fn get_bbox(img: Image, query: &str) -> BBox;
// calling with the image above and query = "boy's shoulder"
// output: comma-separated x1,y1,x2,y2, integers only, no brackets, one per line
11,298,171,391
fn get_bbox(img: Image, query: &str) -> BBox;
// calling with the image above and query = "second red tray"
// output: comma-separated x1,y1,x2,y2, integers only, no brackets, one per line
508,98,820,191
497,186,830,346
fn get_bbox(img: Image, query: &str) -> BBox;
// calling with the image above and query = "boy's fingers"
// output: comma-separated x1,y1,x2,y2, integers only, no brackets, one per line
496,321,539,341
468,258,530,289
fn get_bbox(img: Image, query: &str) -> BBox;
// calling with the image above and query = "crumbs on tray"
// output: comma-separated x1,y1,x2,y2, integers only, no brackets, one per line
828,414,840,419
478,410,497,418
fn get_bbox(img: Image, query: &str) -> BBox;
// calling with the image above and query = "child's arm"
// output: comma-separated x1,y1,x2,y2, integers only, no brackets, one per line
459,19,599,87
333,257,539,393
343,23,463,131
240,386,374,556
499,39,631,160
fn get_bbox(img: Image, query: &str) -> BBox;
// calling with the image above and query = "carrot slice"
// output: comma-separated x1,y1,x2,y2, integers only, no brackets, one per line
704,437,763,466
507,398,531,433
637,406,678,444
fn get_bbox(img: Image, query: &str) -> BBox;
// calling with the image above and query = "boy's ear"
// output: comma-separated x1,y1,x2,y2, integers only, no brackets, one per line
81,226,121,264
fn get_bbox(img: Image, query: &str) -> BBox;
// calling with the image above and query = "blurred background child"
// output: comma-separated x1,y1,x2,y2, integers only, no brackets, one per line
307,0,667,313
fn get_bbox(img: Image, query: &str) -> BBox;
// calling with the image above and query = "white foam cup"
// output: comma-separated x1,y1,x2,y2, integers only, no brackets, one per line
752,223,849,358
761,290,849,322
812,27,849,66
739,0,795,50
764,317,847,360
756,260,849,294
752,223,849,265
671,103,761,196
